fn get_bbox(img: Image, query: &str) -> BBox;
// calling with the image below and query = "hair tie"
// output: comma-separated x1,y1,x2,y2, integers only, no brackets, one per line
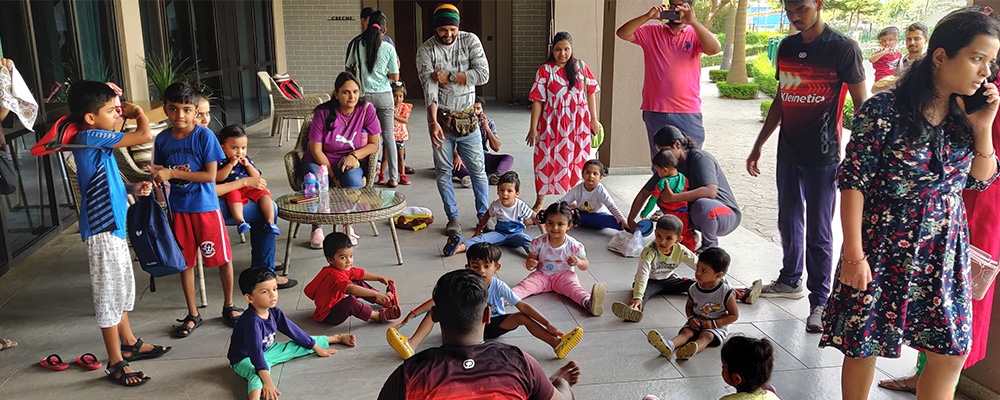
372,23,381,30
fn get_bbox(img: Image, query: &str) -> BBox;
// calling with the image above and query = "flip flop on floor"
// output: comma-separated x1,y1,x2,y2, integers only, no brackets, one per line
877,377,917,394
0,338,16,351
40,354,69,371
76,353,102,370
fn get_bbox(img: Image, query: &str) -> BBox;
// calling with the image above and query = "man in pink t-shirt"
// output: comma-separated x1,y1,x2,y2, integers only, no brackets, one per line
617,0,721,159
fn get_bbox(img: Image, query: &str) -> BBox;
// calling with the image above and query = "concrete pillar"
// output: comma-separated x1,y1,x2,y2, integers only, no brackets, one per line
115,0,149,102
599,0,649,169
274,0,288,73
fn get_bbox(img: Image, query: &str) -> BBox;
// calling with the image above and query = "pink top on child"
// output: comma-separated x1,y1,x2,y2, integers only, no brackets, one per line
872,51,902,82
631,24,704,114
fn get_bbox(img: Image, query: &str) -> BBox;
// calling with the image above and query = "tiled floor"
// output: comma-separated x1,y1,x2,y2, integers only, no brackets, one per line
0,70,932,399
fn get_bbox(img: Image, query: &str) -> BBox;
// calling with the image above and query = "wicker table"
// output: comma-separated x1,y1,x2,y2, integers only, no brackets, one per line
276,188,406,272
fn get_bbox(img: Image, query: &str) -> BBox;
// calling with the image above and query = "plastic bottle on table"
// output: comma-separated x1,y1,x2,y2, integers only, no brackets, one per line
303,172,318,197
317,164,329,194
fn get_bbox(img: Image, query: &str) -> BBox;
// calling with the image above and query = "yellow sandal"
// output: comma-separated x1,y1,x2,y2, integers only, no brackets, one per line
554,327,584,359
386,327,414,360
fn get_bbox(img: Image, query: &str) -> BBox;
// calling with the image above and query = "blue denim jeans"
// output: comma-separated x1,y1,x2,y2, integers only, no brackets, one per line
219,199,276,270
305,162,363,189
433,129,489,219
578,211,624,230
642,111,705,162
463,230,532,249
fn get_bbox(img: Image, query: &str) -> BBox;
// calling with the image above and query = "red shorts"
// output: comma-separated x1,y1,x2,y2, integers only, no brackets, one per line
171,210,232,268
224,186,272,205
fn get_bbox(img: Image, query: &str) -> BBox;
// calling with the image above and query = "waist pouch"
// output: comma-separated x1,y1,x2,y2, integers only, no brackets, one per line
437,106,477,137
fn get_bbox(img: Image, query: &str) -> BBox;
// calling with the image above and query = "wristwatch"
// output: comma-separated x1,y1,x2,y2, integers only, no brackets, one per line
448,72,457,83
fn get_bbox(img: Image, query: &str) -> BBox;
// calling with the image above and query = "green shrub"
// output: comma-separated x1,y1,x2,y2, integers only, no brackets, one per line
746,43,768,57
761,100,772,119
843,97,855,129
701,54,723,67
717,82,759,99
709,69,729,82
747,56,778,98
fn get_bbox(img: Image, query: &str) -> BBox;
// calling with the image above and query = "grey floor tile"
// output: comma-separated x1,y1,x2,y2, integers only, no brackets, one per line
753,319,844,368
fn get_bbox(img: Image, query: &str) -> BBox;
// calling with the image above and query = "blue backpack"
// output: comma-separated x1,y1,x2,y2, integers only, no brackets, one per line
127,189,185,292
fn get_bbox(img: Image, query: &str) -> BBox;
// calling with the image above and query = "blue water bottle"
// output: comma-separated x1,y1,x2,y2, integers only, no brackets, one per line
303,172,318,197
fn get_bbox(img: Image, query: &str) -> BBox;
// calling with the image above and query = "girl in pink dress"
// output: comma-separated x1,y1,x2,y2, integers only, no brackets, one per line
526,32,601,212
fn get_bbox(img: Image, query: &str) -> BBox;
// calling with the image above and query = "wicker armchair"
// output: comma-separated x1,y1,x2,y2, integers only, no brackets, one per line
257,72,330,147
283,119,382,239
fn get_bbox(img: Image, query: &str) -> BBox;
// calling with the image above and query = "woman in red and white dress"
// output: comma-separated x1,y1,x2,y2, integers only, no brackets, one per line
526,31,601,212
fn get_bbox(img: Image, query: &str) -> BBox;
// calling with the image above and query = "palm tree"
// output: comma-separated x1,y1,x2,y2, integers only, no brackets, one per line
726,0,749,84
720,5,736,70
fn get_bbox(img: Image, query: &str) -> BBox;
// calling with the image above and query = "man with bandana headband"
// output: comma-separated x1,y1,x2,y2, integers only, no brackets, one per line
416,3,491,237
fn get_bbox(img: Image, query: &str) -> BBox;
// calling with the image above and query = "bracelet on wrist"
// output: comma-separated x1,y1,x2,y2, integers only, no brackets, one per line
131,106,141,119
974,148,996,158
842,254,867,265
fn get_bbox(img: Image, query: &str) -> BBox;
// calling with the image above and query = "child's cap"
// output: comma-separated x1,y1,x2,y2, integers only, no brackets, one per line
698,247,731,274
655,214,684,236
323,232,354,259
467,242,502,264
238,267,277,295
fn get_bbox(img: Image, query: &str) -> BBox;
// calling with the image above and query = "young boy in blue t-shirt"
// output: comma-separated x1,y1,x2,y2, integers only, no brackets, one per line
229,268,355,400
151,82,242,336
67,80,171,386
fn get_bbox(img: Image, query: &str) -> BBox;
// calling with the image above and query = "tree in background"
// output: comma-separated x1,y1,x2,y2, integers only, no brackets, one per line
720,4,737,70
726,0,749,84
702,0,733,29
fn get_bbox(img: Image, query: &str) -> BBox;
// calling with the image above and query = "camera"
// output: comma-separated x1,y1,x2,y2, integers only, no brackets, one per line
660,10,681,21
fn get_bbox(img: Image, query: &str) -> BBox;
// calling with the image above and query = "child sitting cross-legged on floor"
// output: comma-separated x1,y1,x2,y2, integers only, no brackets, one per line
612,216,761,323
388,242,584,359
215,124,281,236
646,247,739,360
443,171,537,256
228,267,356,400
304,232,401,325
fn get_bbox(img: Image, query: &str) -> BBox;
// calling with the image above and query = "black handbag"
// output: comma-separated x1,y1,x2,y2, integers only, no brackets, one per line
0,145,18,195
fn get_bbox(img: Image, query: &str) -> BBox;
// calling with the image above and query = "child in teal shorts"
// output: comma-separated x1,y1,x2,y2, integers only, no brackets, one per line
228,268,356,400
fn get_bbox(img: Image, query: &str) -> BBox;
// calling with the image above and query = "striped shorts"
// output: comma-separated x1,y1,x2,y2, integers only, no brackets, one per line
86,232,135,328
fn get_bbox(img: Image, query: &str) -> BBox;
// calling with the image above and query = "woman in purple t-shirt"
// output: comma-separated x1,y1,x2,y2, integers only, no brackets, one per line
303,72,381,246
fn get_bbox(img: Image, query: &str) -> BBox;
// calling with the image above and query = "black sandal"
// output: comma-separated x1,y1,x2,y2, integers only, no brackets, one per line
105,360,150,387
121,338,172,361
172,314,203,338
222,305,244,328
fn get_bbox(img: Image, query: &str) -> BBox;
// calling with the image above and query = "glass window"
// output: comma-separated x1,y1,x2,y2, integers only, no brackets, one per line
31,0,80,108
75,0,121,83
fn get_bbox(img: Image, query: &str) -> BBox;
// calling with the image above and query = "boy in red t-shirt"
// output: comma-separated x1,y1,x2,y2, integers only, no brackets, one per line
869,26,901,89
304,232,400,325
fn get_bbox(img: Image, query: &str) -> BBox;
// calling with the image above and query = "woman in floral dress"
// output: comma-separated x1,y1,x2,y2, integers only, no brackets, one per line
526,31,600,212
820,8,1000,399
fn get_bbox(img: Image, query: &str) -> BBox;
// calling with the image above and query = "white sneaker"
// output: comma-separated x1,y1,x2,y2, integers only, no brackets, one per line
460,176,473,188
